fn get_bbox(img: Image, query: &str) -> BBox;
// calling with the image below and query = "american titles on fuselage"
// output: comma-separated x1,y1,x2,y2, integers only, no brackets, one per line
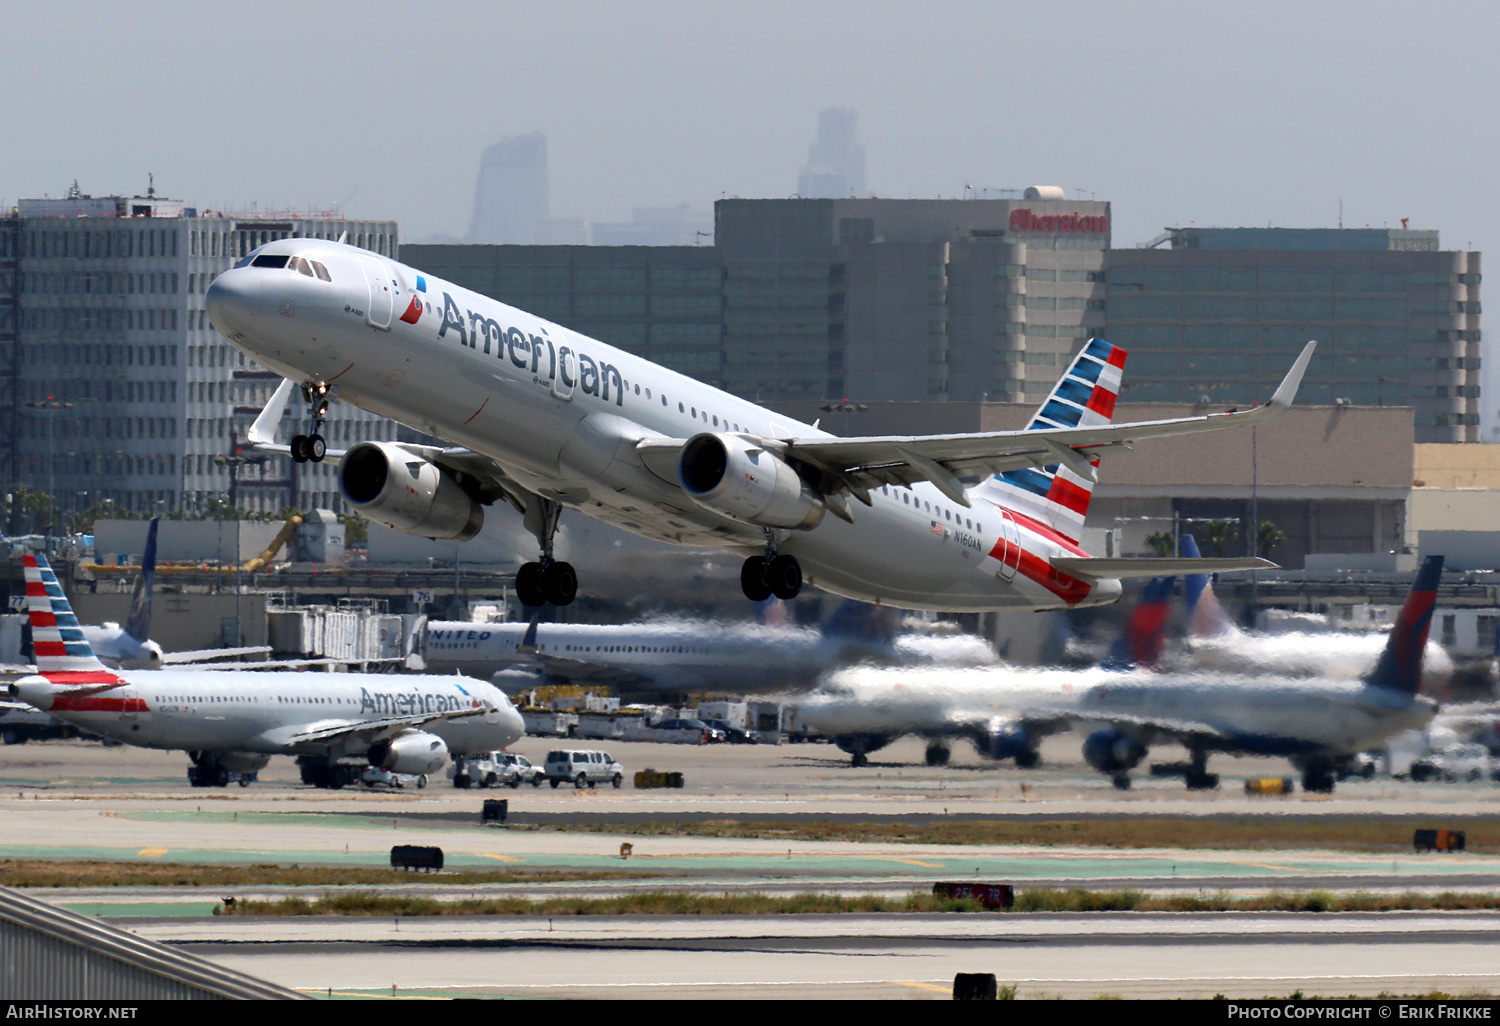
437,290,625,406
358,686,480,717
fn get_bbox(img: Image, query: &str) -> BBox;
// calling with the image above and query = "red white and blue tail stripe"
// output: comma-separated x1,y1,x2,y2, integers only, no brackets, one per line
21,554,112,675
979,338,1126,542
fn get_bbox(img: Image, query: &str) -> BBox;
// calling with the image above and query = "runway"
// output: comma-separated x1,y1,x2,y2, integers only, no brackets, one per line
139,912,1500,1000
5,735,1499,999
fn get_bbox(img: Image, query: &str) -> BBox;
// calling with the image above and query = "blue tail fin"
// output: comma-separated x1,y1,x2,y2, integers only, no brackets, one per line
1366,555,1444,695
1101,575,1175,670
123,518,158,643
1179,532,1233,638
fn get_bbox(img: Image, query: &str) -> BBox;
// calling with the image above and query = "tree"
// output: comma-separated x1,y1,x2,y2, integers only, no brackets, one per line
1145,531,1175,557
341,511,369,546
1206,519,1239,558
1257,520,1287,559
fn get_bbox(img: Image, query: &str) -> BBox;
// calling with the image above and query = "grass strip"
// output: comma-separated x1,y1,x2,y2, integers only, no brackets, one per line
541,816,1500,852
0,859,670,889
218,887,1500,917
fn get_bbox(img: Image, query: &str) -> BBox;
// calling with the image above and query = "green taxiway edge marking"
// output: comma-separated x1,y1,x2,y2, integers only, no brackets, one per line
59,902,220,918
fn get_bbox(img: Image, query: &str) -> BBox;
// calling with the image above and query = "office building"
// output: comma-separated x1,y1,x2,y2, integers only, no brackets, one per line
1106,227,1482,442
2,186,400,515
467,133,550,245
797,108,867,199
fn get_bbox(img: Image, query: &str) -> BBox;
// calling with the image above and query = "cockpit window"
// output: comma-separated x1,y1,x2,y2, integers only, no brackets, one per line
311,260,331,281
288,256,316,277
252,254,290,269
234,254,255,268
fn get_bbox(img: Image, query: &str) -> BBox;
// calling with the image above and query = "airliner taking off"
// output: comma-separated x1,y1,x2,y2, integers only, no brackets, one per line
205,239,1313,612
7,555,523,788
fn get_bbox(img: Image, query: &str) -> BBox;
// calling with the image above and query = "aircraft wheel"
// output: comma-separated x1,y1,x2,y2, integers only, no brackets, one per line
307,434,327,463
453,773,470,789
290,434,310,463
515,562,547,607
542,561,578,606
1184,770,1220,791
740,557,773,602
1014,749,1040,769
767,555,802,600
239,776,251,788
416,774,427,789
212,764,230,788
851,753,868,768
2,728,25,746
1111,773,1132,791
924,744,950,767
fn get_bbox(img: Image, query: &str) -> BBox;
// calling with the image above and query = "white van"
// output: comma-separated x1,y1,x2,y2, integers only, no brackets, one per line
545,749,624,789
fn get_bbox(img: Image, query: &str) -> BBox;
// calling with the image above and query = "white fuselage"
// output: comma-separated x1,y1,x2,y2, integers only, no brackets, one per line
425,618,999,692
797,665,1437,759
14,669,523,758
206,240,1123,613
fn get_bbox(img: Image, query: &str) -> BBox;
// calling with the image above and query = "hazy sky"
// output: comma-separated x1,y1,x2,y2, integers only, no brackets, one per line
3,1,1497,254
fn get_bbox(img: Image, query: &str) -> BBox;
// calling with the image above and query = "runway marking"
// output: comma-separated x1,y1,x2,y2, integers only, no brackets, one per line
895,980,949,994
136,848,169,857
1232,861,1310,872
866,858,945,868
472,853,525,863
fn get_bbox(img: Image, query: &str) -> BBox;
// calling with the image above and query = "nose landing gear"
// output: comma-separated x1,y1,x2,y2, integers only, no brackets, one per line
515,494,578,607
290,382,335,464
741,532,802,601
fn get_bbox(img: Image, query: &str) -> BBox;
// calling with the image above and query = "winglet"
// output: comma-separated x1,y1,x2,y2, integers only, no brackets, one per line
1267,340,1317,413
1366,555,1444,695
248,378,296,453
520,613,540,654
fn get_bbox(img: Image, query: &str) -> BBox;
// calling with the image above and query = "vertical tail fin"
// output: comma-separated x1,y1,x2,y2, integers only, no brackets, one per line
1179,533,1233,638
977,338,1125,542
21,554,111,675
1101,575,1175,670
123,518,158,643
1366,555,1444,695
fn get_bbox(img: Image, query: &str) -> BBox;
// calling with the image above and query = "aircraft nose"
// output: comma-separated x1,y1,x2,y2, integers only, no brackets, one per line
205,269,263,333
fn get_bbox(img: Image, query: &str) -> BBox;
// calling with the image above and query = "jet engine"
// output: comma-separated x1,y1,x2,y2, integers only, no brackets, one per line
677,433,825,530
832,733,892,758
366,730,449,775
1082,728,1147,774
339,441,483,541
983,723,1040,766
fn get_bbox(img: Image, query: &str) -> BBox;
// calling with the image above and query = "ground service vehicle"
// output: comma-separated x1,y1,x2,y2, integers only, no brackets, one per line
545,749,624,788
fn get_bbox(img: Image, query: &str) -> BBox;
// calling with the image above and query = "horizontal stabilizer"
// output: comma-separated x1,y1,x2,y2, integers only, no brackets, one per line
1052,556,1277,580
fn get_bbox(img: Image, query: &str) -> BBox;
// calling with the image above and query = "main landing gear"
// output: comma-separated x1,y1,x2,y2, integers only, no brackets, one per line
741,532,802,601
515,495,578,607
290,382,334,464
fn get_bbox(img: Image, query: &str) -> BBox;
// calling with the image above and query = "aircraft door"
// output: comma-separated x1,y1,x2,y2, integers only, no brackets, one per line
359,257,394,330
998,509,1021,581
552,350,576,400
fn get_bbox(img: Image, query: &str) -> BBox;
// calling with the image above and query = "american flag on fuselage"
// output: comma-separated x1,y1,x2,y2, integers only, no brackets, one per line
977,338,1126,543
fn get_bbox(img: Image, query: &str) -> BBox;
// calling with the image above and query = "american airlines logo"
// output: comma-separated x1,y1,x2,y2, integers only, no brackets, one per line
1008,209,1108,233
359,687,475,716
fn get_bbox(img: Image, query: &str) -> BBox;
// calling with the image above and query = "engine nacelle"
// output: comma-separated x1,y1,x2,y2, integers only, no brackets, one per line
367,730,449,775
832,733,893,758
1082,728,1147,774
678,433,825,530
339,441,483,541
984,723,1035,762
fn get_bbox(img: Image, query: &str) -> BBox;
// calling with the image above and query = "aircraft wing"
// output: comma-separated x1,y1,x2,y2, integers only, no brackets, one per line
159,646,273,665
1052,557,1275,580
638,341,1315,510
280,706,485,746
1071,709,1226,748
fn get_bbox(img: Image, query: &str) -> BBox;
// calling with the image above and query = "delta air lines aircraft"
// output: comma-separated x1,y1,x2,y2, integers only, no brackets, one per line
205,240,1314,612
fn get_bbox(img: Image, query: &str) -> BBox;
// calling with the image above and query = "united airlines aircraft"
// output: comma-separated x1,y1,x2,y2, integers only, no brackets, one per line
7,555,523,789
205,240,1314,612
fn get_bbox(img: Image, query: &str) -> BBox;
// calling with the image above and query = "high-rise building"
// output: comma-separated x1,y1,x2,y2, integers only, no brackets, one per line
797,108,867,200
1105,227,1482,442
3,187,401,515
467,133,549,245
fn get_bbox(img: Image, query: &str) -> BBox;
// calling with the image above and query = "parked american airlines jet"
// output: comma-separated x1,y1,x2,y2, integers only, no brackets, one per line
7,555,523,789
205,240,1313,612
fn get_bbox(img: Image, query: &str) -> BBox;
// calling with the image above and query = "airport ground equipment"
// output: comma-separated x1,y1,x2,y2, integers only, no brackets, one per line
953,973,999,1000
932,882,1014,909
391,845,444,872
1413,829,1466,852
545,748,624,788
633,768,686,789
481,799,508,823
1244,777,1297,795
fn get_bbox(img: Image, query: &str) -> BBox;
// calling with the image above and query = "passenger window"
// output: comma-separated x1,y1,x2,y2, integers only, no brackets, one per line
691,407,696,417
903,493,910,504
679,402,685,413
712,415,718,426
635,384,641,395
252,254,290,269
945,510,952,521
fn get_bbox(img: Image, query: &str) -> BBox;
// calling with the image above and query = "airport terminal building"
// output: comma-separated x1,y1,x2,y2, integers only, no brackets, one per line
0,189,404,515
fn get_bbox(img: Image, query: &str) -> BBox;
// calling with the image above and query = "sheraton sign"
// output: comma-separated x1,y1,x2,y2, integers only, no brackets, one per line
1009,208,1108,233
